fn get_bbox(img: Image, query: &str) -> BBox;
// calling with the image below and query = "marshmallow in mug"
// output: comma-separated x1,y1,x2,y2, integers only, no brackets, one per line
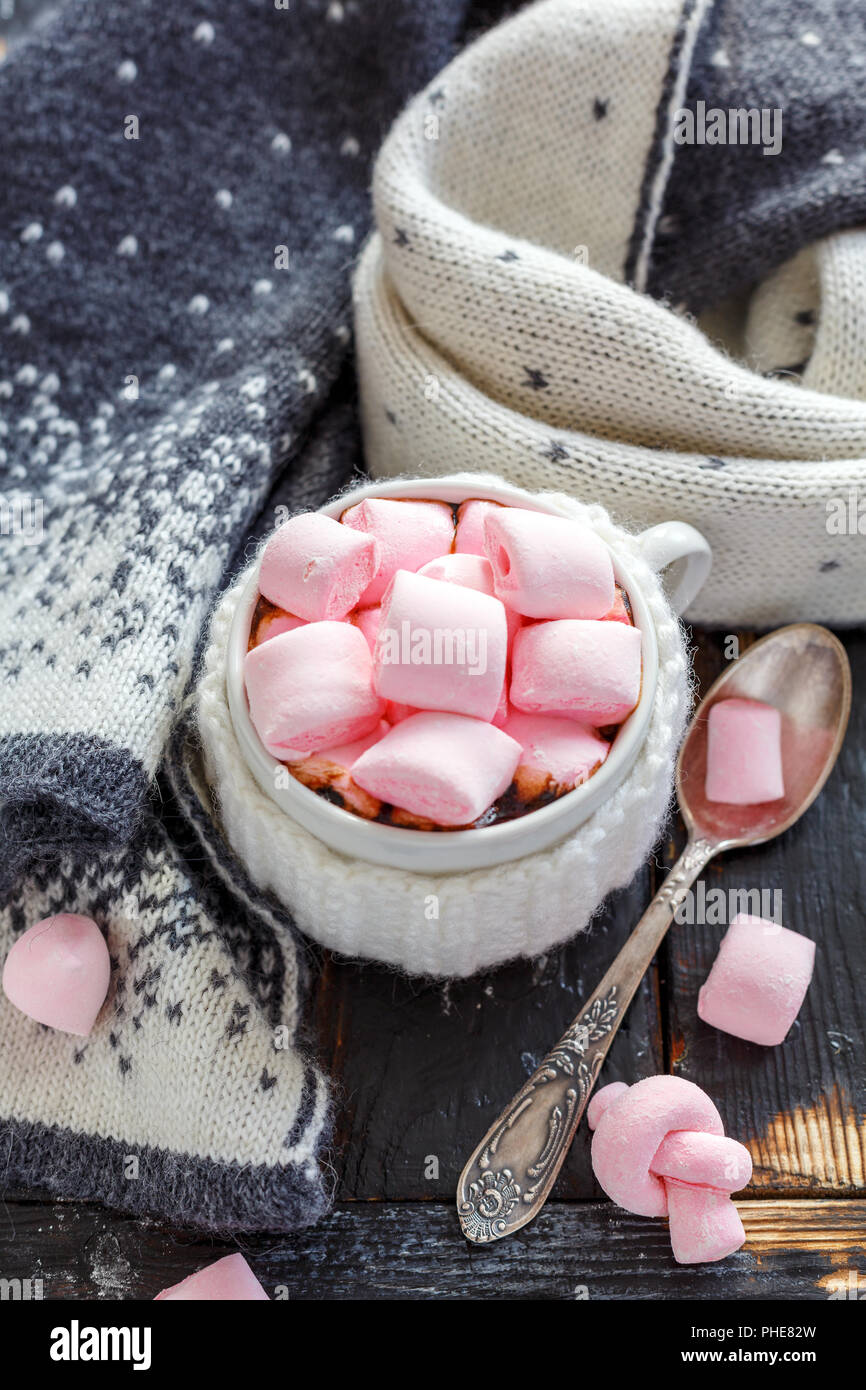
243,498,643,829
373,569,508,723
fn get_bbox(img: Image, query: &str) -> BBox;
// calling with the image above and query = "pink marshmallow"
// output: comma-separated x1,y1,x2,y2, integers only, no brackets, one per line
503,711,610,794
705,697,785,804
352,711,521,826
2,913,111,1037
483,507,615,619
252,607,305,646
155,1253,269,1301
418,552,522,645
455,498,504,555
244,621,385,757
418,551,496,593
590,1075,750,1264
601,586,632,625
373,570,508,722
590,1075,724,1219
259,511,380,622
341,497,455,604
697,912,815,1046
352,604,382,654
511,619,642,724
289,721,389,818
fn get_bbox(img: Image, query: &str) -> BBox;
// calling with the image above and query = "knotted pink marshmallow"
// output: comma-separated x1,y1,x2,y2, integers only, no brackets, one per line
373,570,508,722
155,1253,269,1301
705,697,785,804
454,498,504,555
341,497,455,605
352,711,521,825
588,1075,751,1264
2,914,111,1036
483,507,614,619
698,912,815,1045
503,711,609,794
245,621,385,758
259,511,380,622
511,619,642,724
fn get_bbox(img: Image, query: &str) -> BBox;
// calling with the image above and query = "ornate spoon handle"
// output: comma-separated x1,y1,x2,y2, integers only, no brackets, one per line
457,836,716,1243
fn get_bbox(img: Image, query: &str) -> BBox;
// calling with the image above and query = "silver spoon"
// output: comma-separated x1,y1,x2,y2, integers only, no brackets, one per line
457,623,852,1243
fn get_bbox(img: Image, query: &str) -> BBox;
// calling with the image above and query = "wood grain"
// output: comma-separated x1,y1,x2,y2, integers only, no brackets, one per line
313,869,663,1201
1,1196,863,1301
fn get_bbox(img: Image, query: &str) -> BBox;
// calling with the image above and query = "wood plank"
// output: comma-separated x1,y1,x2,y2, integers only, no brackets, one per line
664,628,866,1194
312,867,663,1201
1,1197,863,1301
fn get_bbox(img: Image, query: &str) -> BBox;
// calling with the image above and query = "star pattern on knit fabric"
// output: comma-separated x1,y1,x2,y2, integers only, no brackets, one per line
544,440,570,461
593,97,609,119
496,249,519,262
522,367,549,390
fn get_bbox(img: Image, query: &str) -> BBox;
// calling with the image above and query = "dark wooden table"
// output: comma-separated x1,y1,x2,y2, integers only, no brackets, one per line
2,629,864,1300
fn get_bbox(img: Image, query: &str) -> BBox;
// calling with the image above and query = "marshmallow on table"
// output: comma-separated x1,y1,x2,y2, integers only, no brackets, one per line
483,506,615,619
374,569,508,722
341,497,455,605
259,511,380,622
503,711,609,796
698,912,815,1045
2,913,110,1036
245,621,385,758
155,1253,269,1301
589,1075,751,1264
455,498,504,555
511,619,642,724
352,711,521,826
705,697,785,804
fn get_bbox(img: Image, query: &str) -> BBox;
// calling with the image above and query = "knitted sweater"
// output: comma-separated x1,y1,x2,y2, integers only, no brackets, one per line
0,0,503,1232
354,0,866,626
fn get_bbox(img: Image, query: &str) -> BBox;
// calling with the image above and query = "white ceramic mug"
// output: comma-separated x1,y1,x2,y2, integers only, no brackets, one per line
226,476,711,873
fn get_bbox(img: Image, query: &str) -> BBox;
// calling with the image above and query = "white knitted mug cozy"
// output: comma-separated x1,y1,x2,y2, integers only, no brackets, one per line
195,478,691,978
353,0,866,627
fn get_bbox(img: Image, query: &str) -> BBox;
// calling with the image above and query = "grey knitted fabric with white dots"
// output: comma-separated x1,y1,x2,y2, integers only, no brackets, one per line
0,0,497,1231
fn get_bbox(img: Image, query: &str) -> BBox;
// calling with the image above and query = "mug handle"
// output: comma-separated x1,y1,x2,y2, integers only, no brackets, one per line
635,521,712,617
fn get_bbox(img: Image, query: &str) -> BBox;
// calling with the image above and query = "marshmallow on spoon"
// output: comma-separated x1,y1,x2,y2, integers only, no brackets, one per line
697,912,815,1045
155,1253,269,1301
589,1075,751,1264
352,711,521,826
374,570,508,722
341,497,455,605
2,913,111,1036
511,619,641,724
259,511,380,622
705,697,785,804
503,711,609,797
245,621,385,758
483,507,614,619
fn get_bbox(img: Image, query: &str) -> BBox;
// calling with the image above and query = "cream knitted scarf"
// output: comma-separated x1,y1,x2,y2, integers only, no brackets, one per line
354,0,866,627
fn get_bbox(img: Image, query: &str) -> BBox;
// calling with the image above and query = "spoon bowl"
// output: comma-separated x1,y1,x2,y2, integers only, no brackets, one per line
677,623,852,851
